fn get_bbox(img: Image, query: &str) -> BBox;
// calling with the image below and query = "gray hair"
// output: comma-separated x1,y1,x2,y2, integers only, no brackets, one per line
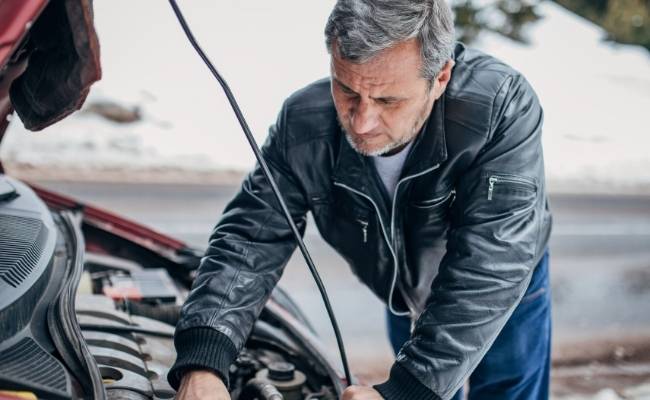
325,0,455,81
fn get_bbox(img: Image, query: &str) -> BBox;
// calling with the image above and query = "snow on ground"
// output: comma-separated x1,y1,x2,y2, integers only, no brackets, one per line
1,1,649,191
555,385,650,400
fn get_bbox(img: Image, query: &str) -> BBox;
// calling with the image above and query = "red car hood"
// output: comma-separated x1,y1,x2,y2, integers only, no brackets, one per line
0,0,101,147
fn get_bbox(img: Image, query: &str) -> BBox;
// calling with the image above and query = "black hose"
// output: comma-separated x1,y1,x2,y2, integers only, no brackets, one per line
48,212,107,400
167,0,352,386
239,379,284,400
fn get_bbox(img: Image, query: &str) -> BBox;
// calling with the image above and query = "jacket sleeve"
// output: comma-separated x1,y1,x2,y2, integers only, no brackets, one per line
167,102,309,390
375,74,547,400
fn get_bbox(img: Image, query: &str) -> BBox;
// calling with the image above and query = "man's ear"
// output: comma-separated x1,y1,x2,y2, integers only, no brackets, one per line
432,60,455,100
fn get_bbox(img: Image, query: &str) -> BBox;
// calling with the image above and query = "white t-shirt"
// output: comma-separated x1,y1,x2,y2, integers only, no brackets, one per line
371,141,414,199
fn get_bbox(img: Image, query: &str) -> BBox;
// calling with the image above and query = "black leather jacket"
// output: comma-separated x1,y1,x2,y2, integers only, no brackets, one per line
168,43,552,400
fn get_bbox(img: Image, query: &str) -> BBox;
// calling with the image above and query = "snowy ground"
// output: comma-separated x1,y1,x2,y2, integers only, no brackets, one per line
555,386,650,400
2,1,649,192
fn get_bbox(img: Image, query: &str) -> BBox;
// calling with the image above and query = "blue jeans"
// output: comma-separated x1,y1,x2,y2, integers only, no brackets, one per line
387,252,551,400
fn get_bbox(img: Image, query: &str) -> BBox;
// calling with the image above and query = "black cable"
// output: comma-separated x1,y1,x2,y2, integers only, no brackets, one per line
167,0,352,386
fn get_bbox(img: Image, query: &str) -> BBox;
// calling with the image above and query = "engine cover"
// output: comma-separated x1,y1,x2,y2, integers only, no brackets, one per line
0,176,57,340
0,175,72,398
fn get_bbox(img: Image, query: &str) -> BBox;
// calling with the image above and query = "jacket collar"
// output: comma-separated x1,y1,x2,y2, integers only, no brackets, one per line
332,93,448,190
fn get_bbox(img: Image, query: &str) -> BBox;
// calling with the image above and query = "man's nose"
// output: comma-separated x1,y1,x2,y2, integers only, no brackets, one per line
350,100,379,135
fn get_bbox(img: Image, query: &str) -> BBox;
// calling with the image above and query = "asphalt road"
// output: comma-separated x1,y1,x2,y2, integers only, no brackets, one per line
34,181,650,388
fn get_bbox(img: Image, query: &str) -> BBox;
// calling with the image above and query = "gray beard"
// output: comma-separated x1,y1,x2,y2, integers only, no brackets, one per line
343,127,417,157
341,108,430,157
340,96,433,157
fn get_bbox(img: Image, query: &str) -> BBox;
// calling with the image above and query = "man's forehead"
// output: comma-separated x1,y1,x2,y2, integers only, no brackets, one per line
331,59,399,87
330,39,424,89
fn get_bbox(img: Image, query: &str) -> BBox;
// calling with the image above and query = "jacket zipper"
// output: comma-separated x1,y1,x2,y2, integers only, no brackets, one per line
487,177,497,201
334,162,441,317
487,174,537,201
356,219,368,243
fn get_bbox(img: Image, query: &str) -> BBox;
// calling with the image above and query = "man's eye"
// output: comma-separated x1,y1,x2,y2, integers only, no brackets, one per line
341,90,359,100
377,98,397,106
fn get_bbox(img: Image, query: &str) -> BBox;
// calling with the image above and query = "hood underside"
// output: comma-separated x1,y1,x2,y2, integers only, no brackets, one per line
0,0,101,144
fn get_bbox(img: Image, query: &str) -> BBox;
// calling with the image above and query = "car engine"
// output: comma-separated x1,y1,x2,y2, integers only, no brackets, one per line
0,176,344,399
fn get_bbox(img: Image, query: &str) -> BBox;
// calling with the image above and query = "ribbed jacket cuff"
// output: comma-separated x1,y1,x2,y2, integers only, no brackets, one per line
167,327,238,391
374,363,441,400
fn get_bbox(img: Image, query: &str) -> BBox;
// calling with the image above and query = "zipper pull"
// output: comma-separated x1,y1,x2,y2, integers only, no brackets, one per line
488,176,497,200
357,219,368,243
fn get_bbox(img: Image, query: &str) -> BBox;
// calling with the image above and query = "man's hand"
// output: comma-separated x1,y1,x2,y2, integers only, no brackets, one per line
175,370,230,400
342,385,384,400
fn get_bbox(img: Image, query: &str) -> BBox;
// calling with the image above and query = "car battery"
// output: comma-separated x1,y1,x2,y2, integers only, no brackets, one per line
102,268,178,303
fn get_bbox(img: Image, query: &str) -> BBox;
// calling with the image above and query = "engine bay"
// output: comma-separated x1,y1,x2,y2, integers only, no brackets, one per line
0,175,344,399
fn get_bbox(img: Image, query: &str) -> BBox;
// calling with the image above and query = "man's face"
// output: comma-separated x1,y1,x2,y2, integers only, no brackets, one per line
330,38,453,156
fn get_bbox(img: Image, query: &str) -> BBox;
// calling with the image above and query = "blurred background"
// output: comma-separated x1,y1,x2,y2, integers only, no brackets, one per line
1,1,649,399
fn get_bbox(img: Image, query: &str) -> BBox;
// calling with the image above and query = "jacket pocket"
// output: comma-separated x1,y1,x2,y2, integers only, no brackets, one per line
465,172,539,263
486,173,537,201
405,190,455,248
410,190,456,210
310,193,374,249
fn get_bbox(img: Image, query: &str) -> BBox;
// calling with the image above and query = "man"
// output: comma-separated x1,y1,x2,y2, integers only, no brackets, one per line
168,0,552,399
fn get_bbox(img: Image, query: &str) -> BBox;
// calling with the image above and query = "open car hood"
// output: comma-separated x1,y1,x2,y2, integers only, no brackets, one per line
0,0,101,143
